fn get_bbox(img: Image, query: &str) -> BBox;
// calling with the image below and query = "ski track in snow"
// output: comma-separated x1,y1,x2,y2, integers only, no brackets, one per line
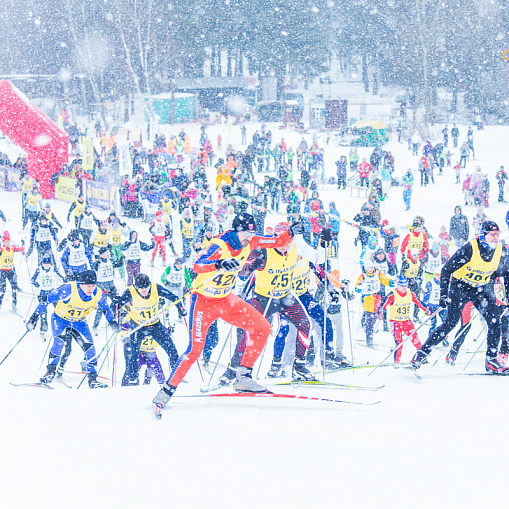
1,122,508,508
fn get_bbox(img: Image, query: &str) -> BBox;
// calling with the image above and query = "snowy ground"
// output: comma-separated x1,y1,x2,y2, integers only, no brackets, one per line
1,123,508,508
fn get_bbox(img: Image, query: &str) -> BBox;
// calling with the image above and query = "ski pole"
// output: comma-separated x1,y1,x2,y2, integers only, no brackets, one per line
39,332,53,369
462,327,488,372
0,331,29,368
345,289,355,368
322,241,330,382
76,331,117,389
368,307,441,376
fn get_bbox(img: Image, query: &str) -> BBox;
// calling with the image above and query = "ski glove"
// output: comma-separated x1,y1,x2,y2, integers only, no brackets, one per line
439,296,451,309
215,258,240,271
26,313,39,331
178,306,187,317
108,320,121,333
288,220,304,237
26,245,33,258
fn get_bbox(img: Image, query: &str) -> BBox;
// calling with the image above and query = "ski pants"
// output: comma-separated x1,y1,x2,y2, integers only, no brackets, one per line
428,304,447,334
390,319,422,363
166,292,272,387
420,279,501,359
93,282,118,328
48,314,97,373
452,301,475,351
151,235,166,263
137,351,166,384
364,311,377,348
127,321,178,383
126,261,140,287
337,176,346,189
38,290,52,330
0,270,18,306
111,245,125,277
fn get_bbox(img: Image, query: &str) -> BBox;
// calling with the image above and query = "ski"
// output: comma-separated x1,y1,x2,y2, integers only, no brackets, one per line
56,378,72,389
457,372,509,376
9,309,23,318
10,382,55,390
176,392,381,405
153,403,163,419
200,382,231,394
268,380,385,391
314,362,410,375
63,371,111,381
402,366,422,379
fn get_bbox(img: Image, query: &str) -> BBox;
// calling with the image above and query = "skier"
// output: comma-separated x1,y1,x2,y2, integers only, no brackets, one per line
42,202,63,229
411,221,509,373
400,248,424,322
60,230,93,281
26,212,58,265
422,271,446,335
355,260,394,348
116,273,184,385
22,184,43,230
401,220,429,259
0,231,24,313
109,216,127,278
220,222,327,382
449,206,469,248
66,194,87,228
77,205,100,248
31,255,64,334
423,243,443,284
379,275,427,365
91,247,123,334
136,333,167,385
26,270,120,388
90,221,112,258
152,213,298,411
121,230,154,286
496,166,507,203
451,125,460,148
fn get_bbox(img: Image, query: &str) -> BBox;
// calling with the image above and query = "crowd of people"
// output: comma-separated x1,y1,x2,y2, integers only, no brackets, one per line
1,118,508,418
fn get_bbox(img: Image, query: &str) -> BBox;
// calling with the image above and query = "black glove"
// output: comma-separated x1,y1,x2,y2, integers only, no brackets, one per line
330,293,340,303
439,295,450,309
26,245,33,257
108,320,121,333
27,313,39,331
216,258,240,271
178,306,187,317
320,228,333,243
288,220,304,237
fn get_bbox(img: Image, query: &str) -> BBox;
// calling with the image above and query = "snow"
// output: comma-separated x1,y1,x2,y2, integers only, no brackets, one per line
1,122,509,508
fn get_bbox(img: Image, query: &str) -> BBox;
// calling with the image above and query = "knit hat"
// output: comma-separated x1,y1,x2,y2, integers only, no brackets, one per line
274,222,291,235
481,220,499,235
135,273,151,289
156,210,164,217
79,270,97,285
175,257,183,265
99,246,109,255
232,213,256,232
41,255,52,265
397,275,408,287
2,231,10,242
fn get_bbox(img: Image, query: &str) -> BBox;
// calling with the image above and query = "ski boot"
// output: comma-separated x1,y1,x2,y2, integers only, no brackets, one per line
445,347,459,366
292,356,317,381
218,366,237,386
12,304,17,314
40,366,56,385
485,357,509,374
56,365,65,379
88,373,108,389
410,350,427,370
497,352,509,366
92,327,98,337
233,366,269,392
441,338,450,348
152,383,177,408
334,352,352,368
267,357,282,378
203,358,210,369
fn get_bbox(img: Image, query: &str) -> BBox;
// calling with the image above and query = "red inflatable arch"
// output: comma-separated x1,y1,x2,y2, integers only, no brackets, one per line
0,80,68,198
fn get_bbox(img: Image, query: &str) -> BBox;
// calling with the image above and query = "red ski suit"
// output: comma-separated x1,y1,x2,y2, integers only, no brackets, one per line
167,229,292,387
380,289,427,363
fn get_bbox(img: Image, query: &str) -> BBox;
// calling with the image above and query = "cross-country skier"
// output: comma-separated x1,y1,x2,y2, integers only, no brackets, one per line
379,275,427,365
26,212,58,265
116,273,184,385
120,231,154,286
67,194,87,228
0,231,24,313
31,254,64,334
152,213,297,411
60,230,93,281
411,221,509,373
26,270,120,388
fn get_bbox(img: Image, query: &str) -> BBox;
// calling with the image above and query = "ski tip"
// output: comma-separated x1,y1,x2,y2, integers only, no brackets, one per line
153,403,163,419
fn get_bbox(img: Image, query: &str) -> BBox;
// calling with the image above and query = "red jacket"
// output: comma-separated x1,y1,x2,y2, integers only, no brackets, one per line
359,162,372,178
